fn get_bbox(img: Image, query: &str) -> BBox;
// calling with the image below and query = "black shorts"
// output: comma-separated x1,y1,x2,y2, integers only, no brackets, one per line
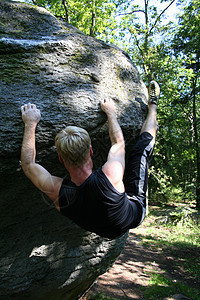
124,132,155,225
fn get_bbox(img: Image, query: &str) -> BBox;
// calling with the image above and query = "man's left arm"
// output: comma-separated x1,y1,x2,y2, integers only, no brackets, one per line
21,103,62,210
100,99,125,193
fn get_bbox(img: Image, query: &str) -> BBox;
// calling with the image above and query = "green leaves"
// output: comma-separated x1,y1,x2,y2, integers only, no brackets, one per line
174,0,200,57
29,0,117,37
172,0,200,208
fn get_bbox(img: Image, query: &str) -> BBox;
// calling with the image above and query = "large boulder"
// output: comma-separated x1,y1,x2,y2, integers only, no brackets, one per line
0,1,148,299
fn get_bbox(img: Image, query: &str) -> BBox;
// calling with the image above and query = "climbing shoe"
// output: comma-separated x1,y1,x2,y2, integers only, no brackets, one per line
148,80,160,105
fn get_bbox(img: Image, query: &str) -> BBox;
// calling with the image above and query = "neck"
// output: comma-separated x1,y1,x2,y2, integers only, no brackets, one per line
64,157,93,186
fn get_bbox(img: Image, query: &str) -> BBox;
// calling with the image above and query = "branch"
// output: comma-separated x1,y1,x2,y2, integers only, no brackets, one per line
149,0,177,35
117,10,145,17
31,0,38,5
130,33,149,76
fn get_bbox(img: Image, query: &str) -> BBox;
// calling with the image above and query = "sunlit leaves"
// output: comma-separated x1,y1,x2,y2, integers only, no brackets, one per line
29,0,117,37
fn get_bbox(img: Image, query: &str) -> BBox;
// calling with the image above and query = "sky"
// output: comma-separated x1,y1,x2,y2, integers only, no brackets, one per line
122,0,180,24
155,0,179,22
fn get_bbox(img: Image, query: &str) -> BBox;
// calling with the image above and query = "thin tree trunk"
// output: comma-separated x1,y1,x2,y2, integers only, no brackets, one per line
192,75,200,208
62,0,69,23
90,0,96,37
144,0,149,54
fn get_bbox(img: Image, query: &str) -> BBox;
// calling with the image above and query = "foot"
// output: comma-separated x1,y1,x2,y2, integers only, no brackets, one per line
148,80,160,105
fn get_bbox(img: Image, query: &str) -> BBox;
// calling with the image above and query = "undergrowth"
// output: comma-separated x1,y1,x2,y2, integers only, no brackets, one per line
137,205,200,299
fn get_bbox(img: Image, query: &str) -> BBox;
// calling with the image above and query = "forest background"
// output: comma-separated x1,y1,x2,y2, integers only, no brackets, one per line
23,0,200,209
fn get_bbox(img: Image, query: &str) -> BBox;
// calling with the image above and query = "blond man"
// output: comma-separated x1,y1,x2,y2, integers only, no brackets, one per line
21,81,160,239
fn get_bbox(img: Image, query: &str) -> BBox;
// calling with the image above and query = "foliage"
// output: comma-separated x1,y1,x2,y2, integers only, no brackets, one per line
88,292,117,300
156,206,197,224
28,0,117,37
138,207,200,299
111,0,200,208
142,210,200,248
142,271,200,299
148,49,199,206
101,0,199,206
113,0,177,83
172,0,200,208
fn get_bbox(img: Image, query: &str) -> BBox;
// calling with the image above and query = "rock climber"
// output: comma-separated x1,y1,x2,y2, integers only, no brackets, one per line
21,81,160,239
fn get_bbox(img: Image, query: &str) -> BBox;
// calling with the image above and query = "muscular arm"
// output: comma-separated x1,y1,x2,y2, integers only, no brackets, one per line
100,99,125,193
21,103,62,210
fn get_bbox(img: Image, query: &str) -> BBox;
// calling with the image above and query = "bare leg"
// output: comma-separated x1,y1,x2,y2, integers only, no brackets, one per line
140,103,157,139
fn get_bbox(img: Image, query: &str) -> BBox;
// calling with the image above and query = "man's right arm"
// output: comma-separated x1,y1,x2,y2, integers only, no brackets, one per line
21,103,63,211
100,99,125,193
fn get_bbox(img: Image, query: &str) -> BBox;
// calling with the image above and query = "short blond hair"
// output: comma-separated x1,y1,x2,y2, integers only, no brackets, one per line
55,126,91,167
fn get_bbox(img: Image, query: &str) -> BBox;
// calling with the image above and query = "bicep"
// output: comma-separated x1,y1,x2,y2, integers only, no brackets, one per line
102,143,125,193
23,163,63,209
107,142,125,168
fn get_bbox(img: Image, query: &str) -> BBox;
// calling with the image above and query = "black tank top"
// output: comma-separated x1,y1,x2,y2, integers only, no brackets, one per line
59,168,140,239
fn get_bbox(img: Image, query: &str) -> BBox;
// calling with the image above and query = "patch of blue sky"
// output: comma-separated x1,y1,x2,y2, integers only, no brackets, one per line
109,0,184,50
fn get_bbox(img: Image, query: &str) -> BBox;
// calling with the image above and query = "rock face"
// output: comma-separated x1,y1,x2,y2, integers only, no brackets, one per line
0,1,148,299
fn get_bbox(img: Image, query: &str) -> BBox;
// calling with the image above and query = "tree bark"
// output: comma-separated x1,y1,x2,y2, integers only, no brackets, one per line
62,0,69,22
192,75,200,208
90,0,96,37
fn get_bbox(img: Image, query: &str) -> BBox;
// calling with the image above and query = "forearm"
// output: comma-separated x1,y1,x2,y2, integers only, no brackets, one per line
21,123,37,173
107,112,124,146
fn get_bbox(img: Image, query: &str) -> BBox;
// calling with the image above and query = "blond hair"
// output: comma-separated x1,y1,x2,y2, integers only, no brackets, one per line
55,126,91,167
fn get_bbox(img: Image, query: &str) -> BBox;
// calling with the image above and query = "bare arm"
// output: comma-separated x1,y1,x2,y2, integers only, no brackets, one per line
100,99,125,193
21,103,62,210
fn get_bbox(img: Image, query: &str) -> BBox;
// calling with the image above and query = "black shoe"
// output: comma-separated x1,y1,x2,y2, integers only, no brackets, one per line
148,80,160,105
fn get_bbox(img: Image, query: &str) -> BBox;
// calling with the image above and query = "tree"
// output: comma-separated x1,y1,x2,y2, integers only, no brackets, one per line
112,0,200,208
29,0,117,37
115,0,177,84
173,0,200,208
111,1,186,207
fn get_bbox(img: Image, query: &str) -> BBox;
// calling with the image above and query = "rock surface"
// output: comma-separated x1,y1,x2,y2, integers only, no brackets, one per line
0,1,148,299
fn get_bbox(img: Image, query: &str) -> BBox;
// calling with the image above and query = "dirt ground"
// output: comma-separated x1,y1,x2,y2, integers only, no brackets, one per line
84,228,198,300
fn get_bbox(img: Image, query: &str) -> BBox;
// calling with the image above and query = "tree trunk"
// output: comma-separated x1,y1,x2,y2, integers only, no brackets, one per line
62,0,69,22
192,75,200,208
90,0,96,37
